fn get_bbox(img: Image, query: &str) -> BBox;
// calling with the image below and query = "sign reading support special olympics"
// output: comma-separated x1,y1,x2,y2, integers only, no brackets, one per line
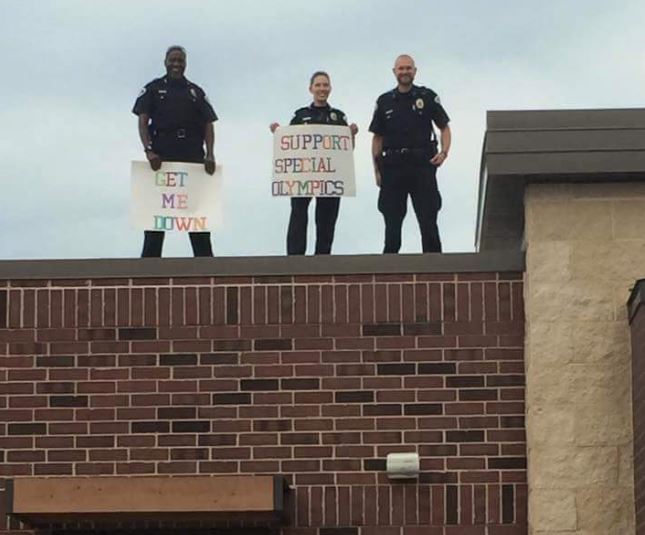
131,161,222,232
272,125,356,197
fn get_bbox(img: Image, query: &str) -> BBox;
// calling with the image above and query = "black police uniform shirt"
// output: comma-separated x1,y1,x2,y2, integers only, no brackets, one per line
368,85,449,152
290,103,348,127
132,75,217,161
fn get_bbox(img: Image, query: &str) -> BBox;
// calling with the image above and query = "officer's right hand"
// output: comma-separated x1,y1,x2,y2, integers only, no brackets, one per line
269,122,280,133
204,157,216,175
146,151,162,171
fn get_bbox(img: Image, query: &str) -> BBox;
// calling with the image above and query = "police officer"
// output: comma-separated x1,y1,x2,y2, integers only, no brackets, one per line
132,45,218,257
369,54,451,254
270,71,358,255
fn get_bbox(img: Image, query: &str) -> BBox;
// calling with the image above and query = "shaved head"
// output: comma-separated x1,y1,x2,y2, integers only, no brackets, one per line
392,54,417,89
394,54,416,68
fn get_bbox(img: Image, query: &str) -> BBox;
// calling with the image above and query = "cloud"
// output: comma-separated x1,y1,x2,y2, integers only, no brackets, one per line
1,0,643,258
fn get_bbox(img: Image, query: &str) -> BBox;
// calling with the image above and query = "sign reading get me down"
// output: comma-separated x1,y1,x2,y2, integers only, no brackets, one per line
131,161,222,232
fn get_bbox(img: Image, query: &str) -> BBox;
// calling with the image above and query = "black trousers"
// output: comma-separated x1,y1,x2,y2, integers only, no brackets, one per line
140,152,214,258
287,197,340,255
141,231,213,257
377,164,442,254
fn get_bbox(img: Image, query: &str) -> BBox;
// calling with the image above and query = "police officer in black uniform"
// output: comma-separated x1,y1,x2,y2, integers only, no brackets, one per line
132,45,218,257
369,54,452,254
270,71,358,255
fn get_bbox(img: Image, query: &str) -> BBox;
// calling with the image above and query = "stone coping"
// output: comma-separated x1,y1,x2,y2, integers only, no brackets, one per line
477,108,645,251
0,251,524,280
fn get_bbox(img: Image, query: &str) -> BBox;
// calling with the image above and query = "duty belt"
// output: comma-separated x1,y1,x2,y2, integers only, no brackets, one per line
155,128,200,139
381,147,435,164
382,148,430,157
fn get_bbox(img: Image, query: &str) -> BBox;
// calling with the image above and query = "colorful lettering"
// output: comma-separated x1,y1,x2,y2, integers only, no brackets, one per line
151,215,208,231
271,180,346,197
154,171,189,187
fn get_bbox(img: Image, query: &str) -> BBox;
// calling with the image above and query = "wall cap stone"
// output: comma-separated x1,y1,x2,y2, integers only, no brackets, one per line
0,251,524,280
477,108,645,251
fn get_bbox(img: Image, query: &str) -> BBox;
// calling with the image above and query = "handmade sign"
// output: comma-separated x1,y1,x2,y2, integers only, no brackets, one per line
131,161,221,231
272,125,356,197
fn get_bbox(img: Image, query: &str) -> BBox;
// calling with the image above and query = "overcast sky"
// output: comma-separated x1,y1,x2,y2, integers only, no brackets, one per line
1,0,644,259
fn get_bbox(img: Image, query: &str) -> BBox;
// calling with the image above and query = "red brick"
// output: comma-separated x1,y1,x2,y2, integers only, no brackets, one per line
22,290,36,329
0,271,527,532
294,338,334,350
116,462,155,474
156,287,170,326
199,461,239,473
169,287,184,326
373,285,388,323
418,335,458,348
498,283,512,321
6,290,20,329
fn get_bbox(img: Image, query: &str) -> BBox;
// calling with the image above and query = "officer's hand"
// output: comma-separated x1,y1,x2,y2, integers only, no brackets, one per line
375,169,382,187
430,151,448,167
269,122,280,133
146,151,162,171
349,123,359,136
204,157,216,175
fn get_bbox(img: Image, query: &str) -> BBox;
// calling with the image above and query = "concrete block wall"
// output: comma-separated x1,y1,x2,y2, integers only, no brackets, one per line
524,183,644,534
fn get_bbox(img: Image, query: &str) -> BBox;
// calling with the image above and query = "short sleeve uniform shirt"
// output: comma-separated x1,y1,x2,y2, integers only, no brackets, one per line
369,85,449,152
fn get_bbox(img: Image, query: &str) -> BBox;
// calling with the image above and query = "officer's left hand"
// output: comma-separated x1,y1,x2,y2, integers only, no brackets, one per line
430,151,448,167
204,157,216,175
350,123,359,136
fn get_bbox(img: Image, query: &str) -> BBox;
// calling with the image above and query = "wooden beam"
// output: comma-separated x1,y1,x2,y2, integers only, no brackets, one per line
8,476,287,525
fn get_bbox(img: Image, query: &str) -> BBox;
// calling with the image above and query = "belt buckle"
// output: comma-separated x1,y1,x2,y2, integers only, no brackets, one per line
400,148,409,154
177,128,186,139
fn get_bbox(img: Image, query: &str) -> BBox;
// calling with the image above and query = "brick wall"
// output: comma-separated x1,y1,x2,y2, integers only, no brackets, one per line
0,268,526,535
630,283,645,535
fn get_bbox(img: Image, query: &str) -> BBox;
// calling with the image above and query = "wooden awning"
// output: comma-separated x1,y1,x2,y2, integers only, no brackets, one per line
7,475,288,526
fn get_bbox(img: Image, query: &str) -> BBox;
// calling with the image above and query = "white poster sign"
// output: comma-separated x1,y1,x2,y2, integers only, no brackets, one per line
130,161,222,232
272,124,356,197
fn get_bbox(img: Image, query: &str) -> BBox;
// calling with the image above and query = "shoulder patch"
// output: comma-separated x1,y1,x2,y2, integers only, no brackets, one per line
434,95,441,104
137,87,146,98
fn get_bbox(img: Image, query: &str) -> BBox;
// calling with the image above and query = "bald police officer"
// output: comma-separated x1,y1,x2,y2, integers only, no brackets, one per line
369,54,452,254
133,45,217,257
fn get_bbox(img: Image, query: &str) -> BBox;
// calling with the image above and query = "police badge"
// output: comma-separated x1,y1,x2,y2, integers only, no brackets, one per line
415,98,424,110
330,112,337,121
